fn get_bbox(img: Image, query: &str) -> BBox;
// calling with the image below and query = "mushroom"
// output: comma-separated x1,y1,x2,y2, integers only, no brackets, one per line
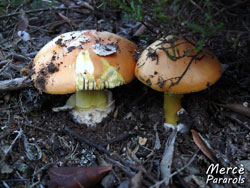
32,30,137,126
135,36,222,130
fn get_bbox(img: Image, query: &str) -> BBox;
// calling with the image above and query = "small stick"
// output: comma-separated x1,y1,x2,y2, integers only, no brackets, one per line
65,127,137,171
224,113,250,131
0,6,80,19
0,179,28,183
150,150,199,188
65,127,112,156
0,60,9,68
104,155,135,177
0,77,32,92
25,124,53,133
0,129,23,164
100,131,135,147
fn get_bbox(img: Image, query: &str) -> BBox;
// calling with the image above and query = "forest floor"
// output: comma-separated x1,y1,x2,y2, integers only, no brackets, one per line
0,1,250,188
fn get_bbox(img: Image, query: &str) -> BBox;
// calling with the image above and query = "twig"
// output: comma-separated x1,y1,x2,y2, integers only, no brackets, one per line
0,60,10,68
25,124,53,133
189,0,204,13
65,127,113,156
65,128,158,184
0,179,28,183
0,128,23,164
214,0,249,17
0,127,15,139
154,38,202,89
104,155,135,177
2,181,10,188
65,127,137,172
0,6,80,19
100,131,135,147
0,77,32,92
11,53,32,62
150,150,199,188
32,156,69,177
165,52,201,88
224,113,250,131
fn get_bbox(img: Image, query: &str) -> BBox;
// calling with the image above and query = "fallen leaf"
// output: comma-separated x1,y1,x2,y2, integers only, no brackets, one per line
23,135,42,161
133,25,146,37
191,174,210,188
113,108,118,118
160,128,177,185
17,9,28,31
117,180,130,188
82,2,94,11
0,163,13,174
239,160,250,172
153,123,161,150
48,166,112,188
218,103,250,118
56,12,77,28
191,130,217,163
101,173,116,188
131,171,143,188
0,47,5,61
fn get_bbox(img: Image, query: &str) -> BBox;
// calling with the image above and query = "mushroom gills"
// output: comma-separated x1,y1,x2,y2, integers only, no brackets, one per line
75,50,124,91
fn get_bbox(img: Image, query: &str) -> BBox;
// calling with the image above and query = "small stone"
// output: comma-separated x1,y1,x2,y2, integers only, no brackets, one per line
138,137,147,146
243,102,248,107
1,164,13,174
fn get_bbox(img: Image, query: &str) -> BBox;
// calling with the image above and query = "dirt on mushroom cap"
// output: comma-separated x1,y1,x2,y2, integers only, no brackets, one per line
33,30,137,94
135,38,222,94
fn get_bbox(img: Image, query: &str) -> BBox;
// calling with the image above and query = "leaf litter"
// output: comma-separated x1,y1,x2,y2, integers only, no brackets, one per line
0,1,250,188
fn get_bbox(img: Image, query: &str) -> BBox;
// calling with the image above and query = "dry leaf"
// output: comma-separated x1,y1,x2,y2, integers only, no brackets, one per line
191,174,210,188
0,47,5,61
131,171,143,188
56,12,77,28
113,108,118,118
160,128,177,185
48,166,112,188
191,130,217,163
17,9,28,31
138,137,147,146
218,103,250,118
82,2,94,11
133,25,146,37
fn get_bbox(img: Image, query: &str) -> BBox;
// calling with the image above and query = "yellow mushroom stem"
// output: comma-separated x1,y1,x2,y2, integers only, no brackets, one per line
66,90,108,110
163,92,183,125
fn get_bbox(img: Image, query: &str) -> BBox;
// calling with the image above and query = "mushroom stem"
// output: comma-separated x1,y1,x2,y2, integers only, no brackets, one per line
75,90,108,110
163,92,183,125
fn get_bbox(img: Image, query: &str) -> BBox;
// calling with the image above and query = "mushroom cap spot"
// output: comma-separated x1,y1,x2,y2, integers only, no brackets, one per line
32,30,137,94
135,38,222,94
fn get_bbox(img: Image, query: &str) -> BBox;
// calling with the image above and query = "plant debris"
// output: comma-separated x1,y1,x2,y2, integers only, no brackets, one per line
0,0,250,187
48,166,112,188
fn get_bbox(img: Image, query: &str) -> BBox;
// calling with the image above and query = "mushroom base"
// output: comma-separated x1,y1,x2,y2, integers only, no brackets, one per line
68,90,115,126
163,123,188,133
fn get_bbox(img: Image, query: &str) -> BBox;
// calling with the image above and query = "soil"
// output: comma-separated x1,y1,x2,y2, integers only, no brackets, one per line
0,1,249,188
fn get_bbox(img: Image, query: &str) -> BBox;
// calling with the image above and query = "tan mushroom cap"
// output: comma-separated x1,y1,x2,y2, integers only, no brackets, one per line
33,30,137,94
135,38,222,94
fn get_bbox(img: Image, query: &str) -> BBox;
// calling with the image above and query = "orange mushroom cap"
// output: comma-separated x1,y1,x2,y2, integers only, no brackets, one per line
135,37,222,94
33,30,137,94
